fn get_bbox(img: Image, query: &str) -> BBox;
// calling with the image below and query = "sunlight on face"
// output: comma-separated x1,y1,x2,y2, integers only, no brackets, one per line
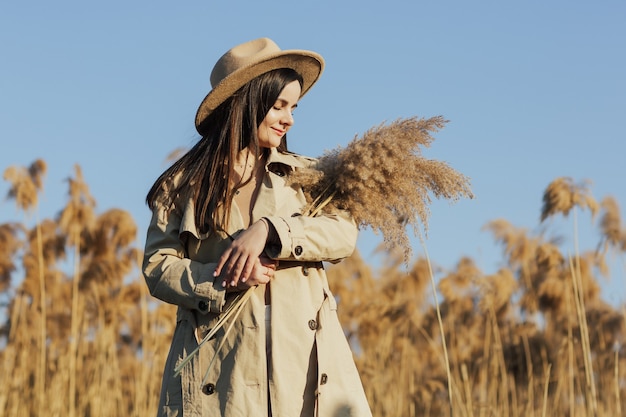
257,80,301,149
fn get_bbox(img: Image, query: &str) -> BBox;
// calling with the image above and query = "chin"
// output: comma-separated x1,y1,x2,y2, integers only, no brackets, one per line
258,134,283,149
268,138,282,148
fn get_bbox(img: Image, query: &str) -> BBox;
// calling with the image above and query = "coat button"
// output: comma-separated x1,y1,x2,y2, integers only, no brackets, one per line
202,383,216,395
308,319,318,330
320,373,328,385
302,265,309,276
198,300,209,312
294,246,303,256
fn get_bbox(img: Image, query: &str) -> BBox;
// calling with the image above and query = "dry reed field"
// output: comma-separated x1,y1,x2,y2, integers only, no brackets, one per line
1,160,625,417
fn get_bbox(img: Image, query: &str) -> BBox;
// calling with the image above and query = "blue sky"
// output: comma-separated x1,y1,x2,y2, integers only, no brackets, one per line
1,1,625,304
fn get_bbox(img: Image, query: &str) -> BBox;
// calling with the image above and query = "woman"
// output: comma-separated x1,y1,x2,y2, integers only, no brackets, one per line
143,38,372,417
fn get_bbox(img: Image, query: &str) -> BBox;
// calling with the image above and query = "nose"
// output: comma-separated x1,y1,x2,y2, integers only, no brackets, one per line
281,111,294,127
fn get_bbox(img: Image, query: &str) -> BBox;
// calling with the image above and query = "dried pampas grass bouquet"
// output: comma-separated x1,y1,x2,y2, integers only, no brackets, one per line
287,116,474,260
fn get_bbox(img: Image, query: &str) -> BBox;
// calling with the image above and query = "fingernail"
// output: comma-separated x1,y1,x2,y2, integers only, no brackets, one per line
222,281,226,287
230,280,236,286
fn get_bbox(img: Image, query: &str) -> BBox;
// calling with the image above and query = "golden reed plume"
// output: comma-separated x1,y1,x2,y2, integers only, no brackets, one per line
3,159,47,212
541,177,598,222
288,116,474,260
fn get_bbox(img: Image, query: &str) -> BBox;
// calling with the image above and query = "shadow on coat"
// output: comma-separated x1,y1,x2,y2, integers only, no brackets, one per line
332,404,354,417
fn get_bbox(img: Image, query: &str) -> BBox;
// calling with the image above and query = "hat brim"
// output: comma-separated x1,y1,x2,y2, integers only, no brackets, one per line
195,50,324,134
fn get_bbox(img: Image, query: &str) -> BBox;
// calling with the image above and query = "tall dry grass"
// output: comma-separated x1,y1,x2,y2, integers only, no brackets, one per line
1,163,625,417
1,161,176,417
327,176,625,416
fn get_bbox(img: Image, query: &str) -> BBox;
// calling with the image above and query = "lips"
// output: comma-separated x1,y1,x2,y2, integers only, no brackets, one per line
271,127,285,136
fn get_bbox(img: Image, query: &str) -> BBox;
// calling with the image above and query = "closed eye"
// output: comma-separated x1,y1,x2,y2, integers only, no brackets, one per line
273,98,298,112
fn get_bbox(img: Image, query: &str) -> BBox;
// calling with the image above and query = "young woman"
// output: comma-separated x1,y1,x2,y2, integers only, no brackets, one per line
143,37,372,417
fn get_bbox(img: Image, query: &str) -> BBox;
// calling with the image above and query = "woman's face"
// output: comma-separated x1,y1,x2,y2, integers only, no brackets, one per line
257,80,301,149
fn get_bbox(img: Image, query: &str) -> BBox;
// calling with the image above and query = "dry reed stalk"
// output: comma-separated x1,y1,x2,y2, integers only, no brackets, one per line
566,288,576,416
92,315,108,415
478,319,492,417
540,178,605,416
105,325,124,416
510,373,520,417
419,235,456,416
615,349,622,417
488,302,511,417
58,165,96,417
68,228,81,417
568,250,598,416
136,254,151,417
173,288,254,378
34,216,47,417
397,333,414,417
9,345,30,416
397,332,409,416
3,160,48,415
521,335,535,417
460,363,474,417
569,206,598,416
540,364,552,417
0,345,16,412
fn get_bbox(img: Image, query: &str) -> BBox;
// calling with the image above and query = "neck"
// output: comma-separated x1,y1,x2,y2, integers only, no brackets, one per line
235,149,261,167
233,149,266,184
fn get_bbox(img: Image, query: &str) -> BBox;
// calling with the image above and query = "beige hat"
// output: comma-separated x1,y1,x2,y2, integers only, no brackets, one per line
195,37,325,133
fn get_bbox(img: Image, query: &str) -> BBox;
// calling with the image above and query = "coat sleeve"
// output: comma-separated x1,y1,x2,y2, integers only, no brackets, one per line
142,205,226,314
263,210,358,263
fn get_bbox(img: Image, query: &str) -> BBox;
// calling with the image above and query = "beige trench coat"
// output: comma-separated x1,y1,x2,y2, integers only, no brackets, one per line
143,148,372,417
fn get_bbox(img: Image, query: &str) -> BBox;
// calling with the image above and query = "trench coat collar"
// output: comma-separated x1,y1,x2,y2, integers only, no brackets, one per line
250,147,312,224
265,147,312,170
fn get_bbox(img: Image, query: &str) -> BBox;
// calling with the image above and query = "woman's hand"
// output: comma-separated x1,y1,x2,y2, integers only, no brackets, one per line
224,256,277,291
214,220,274,287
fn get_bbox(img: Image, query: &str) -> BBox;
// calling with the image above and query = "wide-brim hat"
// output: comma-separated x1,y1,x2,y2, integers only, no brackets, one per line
195,37,325,134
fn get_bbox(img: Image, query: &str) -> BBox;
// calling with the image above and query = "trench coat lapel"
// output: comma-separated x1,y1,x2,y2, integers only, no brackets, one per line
250,148,310,222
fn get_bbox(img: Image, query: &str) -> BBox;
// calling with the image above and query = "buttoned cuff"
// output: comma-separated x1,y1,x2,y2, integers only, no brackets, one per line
263,215,306,260
193,264,226,314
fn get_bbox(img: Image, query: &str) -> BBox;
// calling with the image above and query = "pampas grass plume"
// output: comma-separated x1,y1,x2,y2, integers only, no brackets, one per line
288,116,473,259
3,159,47,212
541,177,599,222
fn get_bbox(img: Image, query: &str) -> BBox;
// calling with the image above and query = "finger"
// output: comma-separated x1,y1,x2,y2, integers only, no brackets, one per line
228,257,247,287
240,257,257,283
214,248,232,278
220,252,243,286
260,256,277,270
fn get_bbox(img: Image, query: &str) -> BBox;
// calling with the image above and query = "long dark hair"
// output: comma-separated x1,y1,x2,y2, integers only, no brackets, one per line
146,68,303,235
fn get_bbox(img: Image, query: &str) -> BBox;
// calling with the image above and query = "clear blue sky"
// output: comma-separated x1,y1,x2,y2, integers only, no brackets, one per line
1,1,625,304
